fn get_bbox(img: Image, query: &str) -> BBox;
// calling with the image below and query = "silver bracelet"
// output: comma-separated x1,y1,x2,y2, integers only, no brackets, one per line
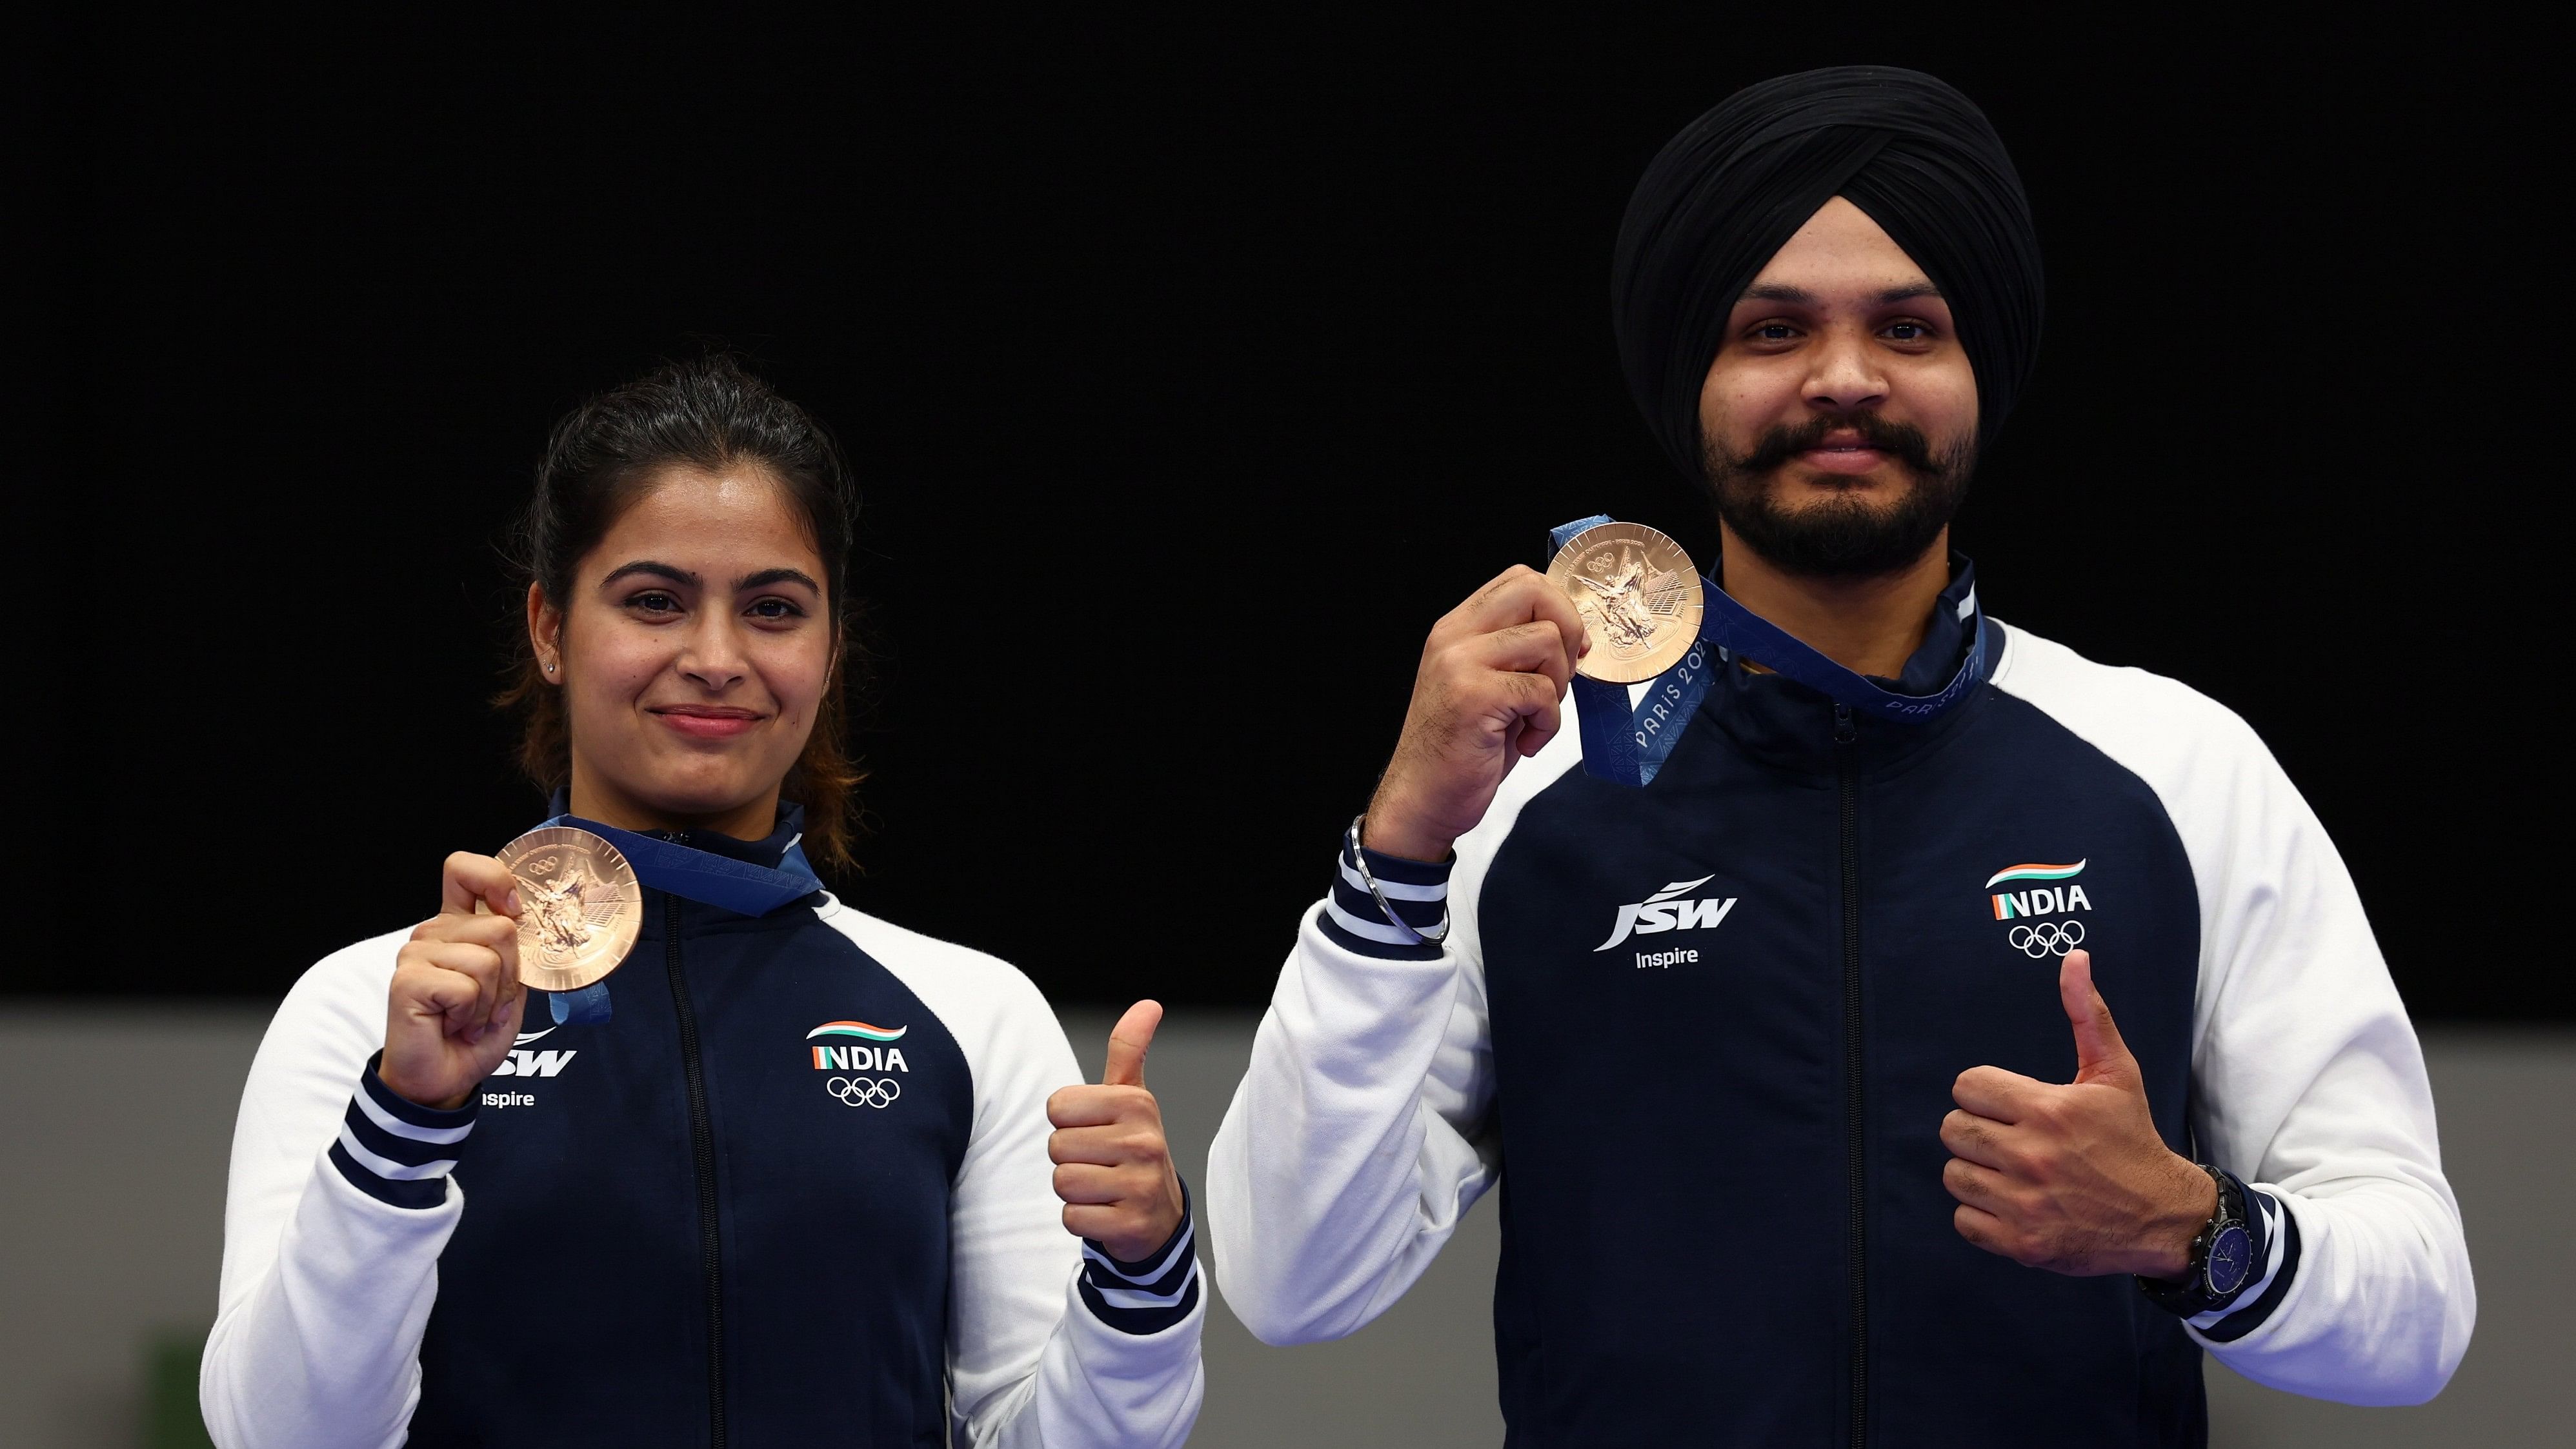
1346,814,1449,945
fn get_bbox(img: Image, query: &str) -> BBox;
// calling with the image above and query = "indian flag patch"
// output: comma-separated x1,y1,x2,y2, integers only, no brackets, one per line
807,1020,909,1070
807,1020,907,1043
1984,860,2086,889
1984,860,2091,920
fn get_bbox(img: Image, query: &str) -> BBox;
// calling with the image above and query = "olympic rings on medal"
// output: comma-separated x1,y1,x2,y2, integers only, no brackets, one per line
827,1075,902,1108
2007,920,2086,958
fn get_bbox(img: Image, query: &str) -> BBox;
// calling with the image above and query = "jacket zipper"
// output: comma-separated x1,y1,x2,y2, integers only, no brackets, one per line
1833,701,1867,1448
663,891,729,1448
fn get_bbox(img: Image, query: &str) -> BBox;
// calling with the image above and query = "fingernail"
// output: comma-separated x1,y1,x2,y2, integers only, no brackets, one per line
505,889,521,914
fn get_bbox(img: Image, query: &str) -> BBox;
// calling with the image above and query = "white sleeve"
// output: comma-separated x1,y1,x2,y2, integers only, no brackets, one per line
1992,626,2475,1405
836,912,1204,1449
1205,728,1578,1345
201,932,472,1449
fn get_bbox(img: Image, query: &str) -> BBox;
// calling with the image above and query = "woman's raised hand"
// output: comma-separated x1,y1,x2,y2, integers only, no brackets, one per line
378,852,529,1110
1047,1001,1186,1263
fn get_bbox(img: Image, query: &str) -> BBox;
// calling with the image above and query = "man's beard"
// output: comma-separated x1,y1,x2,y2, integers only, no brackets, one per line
1700,413,1975,579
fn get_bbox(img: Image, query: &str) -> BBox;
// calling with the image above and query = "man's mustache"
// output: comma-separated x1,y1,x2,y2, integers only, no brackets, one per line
1736,413,1940,475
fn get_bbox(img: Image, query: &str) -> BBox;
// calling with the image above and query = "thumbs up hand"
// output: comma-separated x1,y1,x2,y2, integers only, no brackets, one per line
1047,1001,1187,1263
1938,951,2217,1278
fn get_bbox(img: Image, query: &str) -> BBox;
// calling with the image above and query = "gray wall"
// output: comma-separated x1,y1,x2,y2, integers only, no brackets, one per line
5,1007,2566,1446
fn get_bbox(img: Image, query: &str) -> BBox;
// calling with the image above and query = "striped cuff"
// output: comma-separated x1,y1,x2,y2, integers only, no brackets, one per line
1319,828,1453,961
325,1052,478,1210
1078,1181,1201,1336
2193,1186,2301,1341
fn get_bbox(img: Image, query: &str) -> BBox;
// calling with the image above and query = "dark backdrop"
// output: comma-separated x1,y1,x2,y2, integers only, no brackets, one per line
15,11,2559,1019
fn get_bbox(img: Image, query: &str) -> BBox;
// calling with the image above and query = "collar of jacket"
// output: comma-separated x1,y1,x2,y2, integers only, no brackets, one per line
1699,554,1994,777
541,786,809,872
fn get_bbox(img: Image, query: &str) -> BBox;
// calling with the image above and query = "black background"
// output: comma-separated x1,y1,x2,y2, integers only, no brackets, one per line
15,11,2561,1019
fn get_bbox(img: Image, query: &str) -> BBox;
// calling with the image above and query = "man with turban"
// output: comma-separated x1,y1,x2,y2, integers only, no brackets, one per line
1208,66,2471,1441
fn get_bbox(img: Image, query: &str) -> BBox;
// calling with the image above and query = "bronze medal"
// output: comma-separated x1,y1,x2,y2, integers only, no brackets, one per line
1545,521,1704,684
494,826,643,993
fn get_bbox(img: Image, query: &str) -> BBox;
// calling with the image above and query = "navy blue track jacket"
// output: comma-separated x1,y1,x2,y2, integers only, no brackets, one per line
1211,577,2470,1446
206,816,1205,1448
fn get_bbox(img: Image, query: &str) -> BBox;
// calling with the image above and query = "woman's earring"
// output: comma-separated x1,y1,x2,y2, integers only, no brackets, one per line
545,661,556,673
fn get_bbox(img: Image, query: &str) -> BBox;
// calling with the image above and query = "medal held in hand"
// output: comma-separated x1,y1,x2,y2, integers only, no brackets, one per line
1545,514,1718,789
494,826,643,992
1545,510,1991,790
1544,520,1705,684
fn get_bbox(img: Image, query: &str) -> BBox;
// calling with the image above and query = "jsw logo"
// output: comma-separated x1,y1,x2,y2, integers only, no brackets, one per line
489,1049,576,1078
1595,874,1739,952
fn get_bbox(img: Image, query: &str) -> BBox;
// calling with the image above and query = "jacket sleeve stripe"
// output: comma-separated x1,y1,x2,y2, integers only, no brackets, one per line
352,1075,475,1144
1329,872,1447,933
1077,1186,1203,1336
2196,1192,2302,1342
1323,895,1436,945
334,1122,457,1180
1319,837,1453,961
2208,1191,2289,1319
339,1101,462,1168
1083,1219,1196,1288
324,1052,477,1210
1092,1281,1194,1310
1077,1270,1200,1335
1336,857,1447,901
326,1140,451,1210
1345,844,1450,886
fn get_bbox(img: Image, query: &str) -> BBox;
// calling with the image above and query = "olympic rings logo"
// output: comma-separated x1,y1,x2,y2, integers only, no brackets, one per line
826,1075,902,1108
2007,920,2086,958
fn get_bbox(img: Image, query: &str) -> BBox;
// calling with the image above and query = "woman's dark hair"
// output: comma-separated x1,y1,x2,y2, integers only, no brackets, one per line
497,354,865,872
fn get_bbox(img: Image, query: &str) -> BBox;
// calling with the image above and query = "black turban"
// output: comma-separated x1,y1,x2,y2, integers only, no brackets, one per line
1611,66,2044,481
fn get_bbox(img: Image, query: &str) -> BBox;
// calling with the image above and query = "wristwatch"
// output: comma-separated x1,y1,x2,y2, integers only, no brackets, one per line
2138,1164,2255,1317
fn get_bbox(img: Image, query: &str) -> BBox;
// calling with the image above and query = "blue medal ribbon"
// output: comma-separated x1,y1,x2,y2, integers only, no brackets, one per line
1551,515,1990,787
532,814,823,1023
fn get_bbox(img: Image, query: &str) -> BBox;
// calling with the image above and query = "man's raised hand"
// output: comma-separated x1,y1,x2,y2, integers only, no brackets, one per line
1363,565,1589,863
379,852,528,1110
1048,1001,1186,1263
1938,949,2215,1278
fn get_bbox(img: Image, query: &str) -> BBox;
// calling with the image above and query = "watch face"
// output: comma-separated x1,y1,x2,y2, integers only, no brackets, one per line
2206,1223,2254,1297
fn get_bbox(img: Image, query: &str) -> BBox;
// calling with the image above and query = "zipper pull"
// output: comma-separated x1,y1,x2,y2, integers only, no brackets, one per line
1833,702,1857,744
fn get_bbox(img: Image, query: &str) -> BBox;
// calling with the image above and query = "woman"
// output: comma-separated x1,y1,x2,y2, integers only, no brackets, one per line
202,357,1205,1446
